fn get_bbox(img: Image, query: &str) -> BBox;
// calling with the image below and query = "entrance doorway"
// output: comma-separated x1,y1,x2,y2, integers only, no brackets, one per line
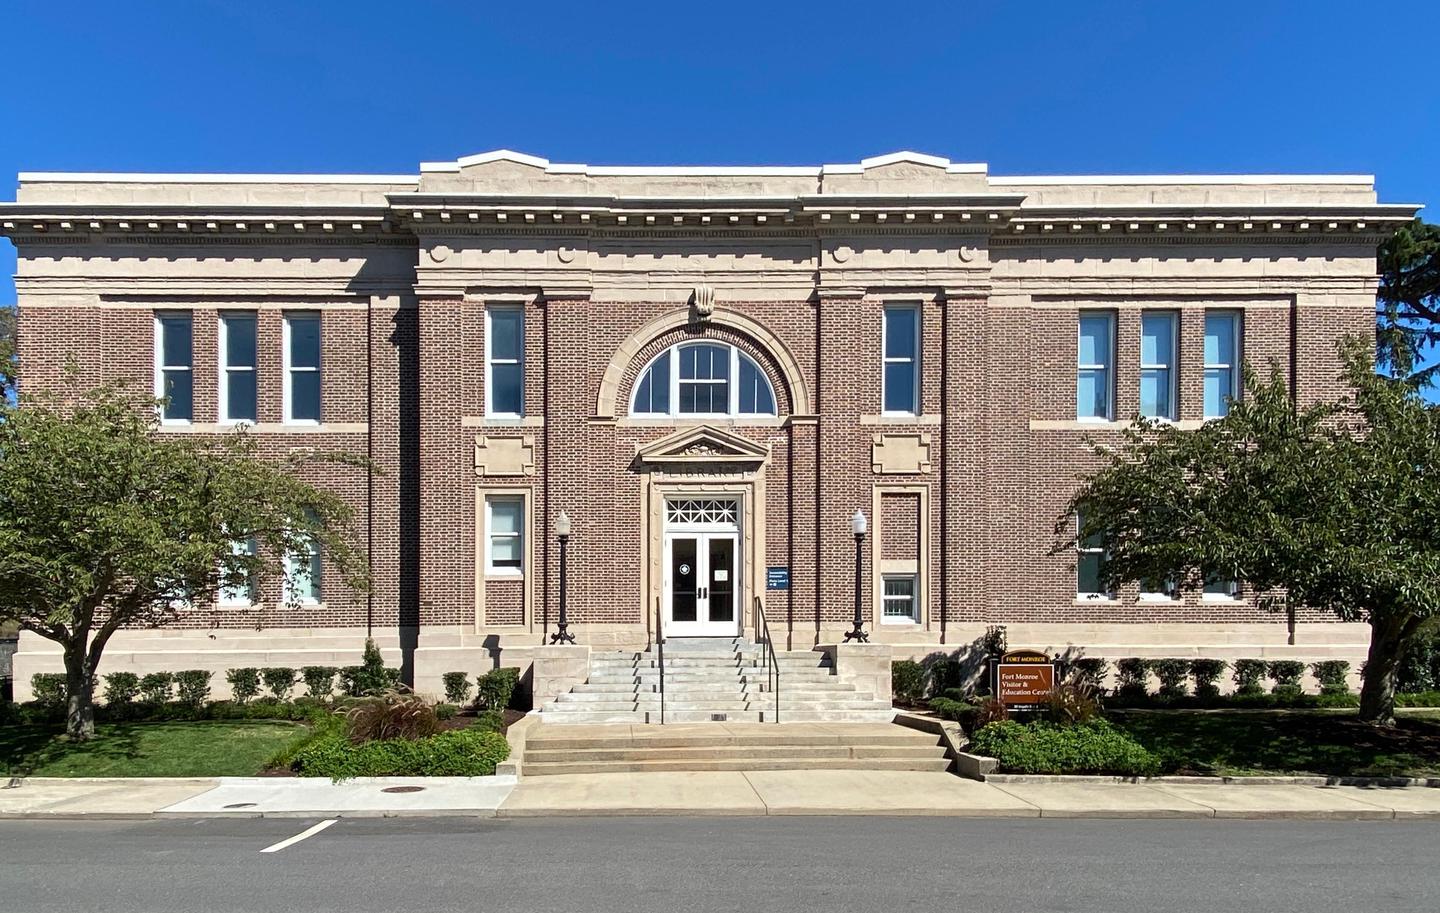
662,498,741,637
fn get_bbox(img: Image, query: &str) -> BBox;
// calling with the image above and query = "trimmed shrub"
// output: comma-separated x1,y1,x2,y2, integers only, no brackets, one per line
301,666,338,698
1190,659,1228,699
344,689,441,744
174,670,213,708
473,709,508,733
1114,658,1151,700
226,668,261,703
1233,659,1268,696
261,667,298,701
929,696,975,725
477,667,519,711
293,727,510,781
338,666,364,697
1150,659,1191,700
1068,658,1109,693
103,671,141,706
970,719,1160,777
30,673,67,709
442,671,473,705
434,702,458,721
343,639,394,697
926,658,964,696
1397,627,1440,693
891,660,927,704
1268,660,1306,696
1311,660,1352,696
139,672,174,704
1396,690,1440,708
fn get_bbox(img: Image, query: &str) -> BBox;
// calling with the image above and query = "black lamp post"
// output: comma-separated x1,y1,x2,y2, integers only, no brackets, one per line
844,509,869,643
550,510,576,645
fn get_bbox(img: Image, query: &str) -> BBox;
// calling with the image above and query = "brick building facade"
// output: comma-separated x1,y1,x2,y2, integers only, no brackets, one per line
1,150,1419,698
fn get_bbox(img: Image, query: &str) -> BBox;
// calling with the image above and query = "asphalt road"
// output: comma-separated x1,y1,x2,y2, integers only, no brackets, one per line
1,816,1438,913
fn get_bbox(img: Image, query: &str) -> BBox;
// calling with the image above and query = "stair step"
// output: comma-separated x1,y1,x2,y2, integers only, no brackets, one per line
536,709,898,724
522,757,951,776
526,745,945,763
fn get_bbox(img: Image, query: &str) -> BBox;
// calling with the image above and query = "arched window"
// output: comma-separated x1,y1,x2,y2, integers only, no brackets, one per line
631,342,777,417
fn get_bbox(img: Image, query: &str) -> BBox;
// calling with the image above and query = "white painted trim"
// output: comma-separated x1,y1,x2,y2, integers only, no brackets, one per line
881,303,921,417
992,174,1375,186
420,149,987,178
19,172,416,184
217,310,258,426
483,493,527,579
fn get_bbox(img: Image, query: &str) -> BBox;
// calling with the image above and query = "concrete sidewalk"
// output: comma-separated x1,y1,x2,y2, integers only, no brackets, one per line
1,778,218,819
495,770,1440,819
5,771,1440,820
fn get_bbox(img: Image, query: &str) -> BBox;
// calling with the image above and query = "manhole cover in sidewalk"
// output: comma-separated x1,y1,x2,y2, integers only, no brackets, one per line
223,802,258,809
381,786,425,794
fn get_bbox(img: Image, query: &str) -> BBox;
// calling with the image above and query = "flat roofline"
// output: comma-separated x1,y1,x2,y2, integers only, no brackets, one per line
17,172,419,185
991,174,1375,186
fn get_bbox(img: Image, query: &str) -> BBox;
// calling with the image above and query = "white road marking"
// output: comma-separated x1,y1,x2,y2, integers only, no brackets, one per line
260,819,337,854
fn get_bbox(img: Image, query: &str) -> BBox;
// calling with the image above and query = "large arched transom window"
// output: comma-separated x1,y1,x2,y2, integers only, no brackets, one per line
631,342,777,417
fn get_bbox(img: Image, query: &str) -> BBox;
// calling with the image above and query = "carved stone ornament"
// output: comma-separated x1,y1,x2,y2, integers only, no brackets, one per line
430,244,452,263
683,443,721,456
691,283,716,322
474,434,536,477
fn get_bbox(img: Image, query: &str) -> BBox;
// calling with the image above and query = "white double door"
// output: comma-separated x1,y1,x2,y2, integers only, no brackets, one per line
662,529,740,638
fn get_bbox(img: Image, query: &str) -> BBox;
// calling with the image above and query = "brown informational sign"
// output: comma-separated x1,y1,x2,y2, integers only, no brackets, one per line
995,649,1056,706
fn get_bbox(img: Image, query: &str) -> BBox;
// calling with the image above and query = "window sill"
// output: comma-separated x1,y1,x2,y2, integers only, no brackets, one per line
880,618,921,626
485,571,525,581
1074,596,1119,605
1136,597,1180,605
1201,595,1244,603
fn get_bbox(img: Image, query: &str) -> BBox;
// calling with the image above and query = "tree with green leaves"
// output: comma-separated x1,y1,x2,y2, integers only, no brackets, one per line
1377,219,1440,388
0,305,15,401
1057,339,1440,724
0,380,368,739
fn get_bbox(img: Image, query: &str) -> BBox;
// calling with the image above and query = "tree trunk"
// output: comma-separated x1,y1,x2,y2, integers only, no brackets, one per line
1358,616,1409,725
62,646,97,741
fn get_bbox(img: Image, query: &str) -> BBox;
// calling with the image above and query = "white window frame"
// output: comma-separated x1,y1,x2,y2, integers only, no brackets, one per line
153,312,193,425
282,312,321,425
1204,311,1242,420
1202,575,1241,602
484,494,526,578
218,311,257,425
283,533,322,605
485,304,525,419
218,537,258,607
1139,311,1178,421
880,573,920,624
629,342,776,418
881,304,920,416
1138,578,1179,602
1077,311,1116,421
1076,513,1113,601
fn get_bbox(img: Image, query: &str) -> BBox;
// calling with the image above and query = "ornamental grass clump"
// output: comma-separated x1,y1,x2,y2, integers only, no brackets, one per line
343,688,441,744
1068,658,1109,693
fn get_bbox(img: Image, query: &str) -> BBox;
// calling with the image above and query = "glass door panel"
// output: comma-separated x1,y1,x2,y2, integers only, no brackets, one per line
707,536,735,623
670,537,698,622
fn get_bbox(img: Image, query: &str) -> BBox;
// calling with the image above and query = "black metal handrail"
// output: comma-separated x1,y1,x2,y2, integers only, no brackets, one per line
753,596,780,723
654,596,666,725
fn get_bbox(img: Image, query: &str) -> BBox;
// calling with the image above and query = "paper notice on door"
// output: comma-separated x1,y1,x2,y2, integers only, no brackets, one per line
714,569,729,581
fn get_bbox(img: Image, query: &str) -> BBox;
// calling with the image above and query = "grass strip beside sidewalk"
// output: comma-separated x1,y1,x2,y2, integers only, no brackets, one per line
2,720,303,778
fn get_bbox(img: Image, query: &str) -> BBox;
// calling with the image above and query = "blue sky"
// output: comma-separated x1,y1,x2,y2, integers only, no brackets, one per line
2,0,1437,382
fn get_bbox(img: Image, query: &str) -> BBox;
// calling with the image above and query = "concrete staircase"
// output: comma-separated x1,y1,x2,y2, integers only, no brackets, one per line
522,722,950,776
538,637,895,724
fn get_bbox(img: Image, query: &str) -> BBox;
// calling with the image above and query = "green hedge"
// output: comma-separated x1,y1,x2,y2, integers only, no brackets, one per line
970,719,1160,777
292,727,510,781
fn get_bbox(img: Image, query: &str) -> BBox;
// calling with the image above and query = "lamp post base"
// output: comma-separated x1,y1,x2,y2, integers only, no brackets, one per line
843,627,869,643
549,627,576,646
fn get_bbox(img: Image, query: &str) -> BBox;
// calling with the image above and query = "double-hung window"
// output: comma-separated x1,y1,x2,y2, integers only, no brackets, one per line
1139,311,1177,420
485,495,524,576
219,537,258,606
1203,575,1240,601
881,574,919,624
678,342,730,414
1077,312,1114,420
219,312,258,423
283,517,322,604
283,313,321,423
1204,311,1240,419
1076,512,1111,600
882,305,919,415
155,313,193,423
486,305,524,417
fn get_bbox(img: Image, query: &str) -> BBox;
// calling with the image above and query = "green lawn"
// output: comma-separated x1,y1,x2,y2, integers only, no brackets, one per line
1112,710,1440,778
1,720,304,777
